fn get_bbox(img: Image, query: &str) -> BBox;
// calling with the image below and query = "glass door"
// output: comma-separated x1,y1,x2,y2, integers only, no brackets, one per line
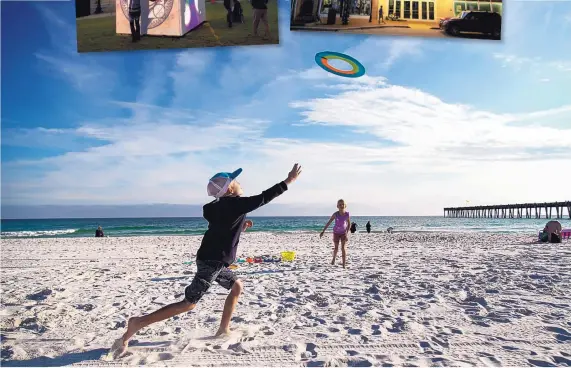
395,0,401,17
421,2,427,19
388,0,395,16
453,1,465,16
428,1,434,19
479,2,491,11
412,1,419,19
403,0,410,18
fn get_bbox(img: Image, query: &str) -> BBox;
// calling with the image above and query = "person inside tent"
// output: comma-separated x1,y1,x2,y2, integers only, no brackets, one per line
95,226,105,237
539,220,562,243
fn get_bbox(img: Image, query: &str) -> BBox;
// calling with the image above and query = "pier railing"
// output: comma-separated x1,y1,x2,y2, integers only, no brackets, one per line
443,201,571,219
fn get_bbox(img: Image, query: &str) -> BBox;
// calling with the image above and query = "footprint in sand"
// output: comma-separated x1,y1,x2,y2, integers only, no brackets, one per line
26,289,53,301
528,359,557,367
544,326,571,342
303,343,318,359
75,304,96,311
479,355,502,367
141,352,175,364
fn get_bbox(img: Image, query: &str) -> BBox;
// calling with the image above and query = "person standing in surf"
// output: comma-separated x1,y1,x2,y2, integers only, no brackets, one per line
319,199,350,269
110,163,302,359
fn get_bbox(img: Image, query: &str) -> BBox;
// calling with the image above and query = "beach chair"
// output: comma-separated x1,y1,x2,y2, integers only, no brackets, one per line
562,228,571,241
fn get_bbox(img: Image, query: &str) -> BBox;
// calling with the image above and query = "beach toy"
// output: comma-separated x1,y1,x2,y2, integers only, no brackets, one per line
254,257,263,263
281,251,296,262
183,261,194,265
562,229,571,240
228,264,239,270
237,258,246,263
246,257,254,263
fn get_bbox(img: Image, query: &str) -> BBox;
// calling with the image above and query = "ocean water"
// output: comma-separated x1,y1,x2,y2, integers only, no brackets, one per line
2,216,569,238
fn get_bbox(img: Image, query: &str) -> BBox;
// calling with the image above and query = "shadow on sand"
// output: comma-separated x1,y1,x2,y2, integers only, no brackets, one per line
3,348,107,367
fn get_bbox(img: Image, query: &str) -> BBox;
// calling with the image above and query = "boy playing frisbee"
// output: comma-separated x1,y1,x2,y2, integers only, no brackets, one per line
110,163,302,358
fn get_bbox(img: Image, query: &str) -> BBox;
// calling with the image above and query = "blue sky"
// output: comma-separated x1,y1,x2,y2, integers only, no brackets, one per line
1,0,571,216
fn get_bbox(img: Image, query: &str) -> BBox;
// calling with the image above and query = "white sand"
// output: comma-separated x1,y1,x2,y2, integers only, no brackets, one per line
1,232,570,367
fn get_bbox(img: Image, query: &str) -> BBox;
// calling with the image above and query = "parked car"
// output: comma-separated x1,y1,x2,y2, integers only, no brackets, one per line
443,11,502,39
439,11,468,29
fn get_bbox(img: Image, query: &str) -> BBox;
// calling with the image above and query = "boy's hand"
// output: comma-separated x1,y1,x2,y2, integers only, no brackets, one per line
284,163,302,186
243,220,253,232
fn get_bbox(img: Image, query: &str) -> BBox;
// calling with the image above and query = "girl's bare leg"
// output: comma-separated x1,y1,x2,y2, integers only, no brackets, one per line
332,241,339,265
111,300,195,358
341,240,347,269
215,280,244,336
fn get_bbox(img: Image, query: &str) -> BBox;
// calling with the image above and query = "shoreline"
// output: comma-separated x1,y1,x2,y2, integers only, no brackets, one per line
0,228,551,239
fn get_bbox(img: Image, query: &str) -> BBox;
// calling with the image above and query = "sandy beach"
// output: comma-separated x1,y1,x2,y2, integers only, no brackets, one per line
1,232,570,367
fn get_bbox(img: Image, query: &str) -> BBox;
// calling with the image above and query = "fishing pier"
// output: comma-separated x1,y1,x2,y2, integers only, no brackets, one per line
444,201,571,219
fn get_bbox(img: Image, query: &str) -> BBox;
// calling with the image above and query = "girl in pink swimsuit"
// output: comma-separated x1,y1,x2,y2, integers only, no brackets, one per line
319,199,351,268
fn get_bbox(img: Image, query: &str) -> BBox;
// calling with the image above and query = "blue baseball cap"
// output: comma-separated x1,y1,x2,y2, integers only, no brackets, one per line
207,168,242,198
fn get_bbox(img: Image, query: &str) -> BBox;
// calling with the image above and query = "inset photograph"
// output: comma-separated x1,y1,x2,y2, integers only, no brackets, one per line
75,0,278,52
290,0,502,40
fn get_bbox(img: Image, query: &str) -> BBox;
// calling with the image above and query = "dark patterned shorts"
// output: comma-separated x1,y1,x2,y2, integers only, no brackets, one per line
184,259,237,304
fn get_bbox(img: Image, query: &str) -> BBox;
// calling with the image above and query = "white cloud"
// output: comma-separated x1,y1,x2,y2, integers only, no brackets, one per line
4,75,571,214
34,5,117,94
382,39,423,69
493,53,571,74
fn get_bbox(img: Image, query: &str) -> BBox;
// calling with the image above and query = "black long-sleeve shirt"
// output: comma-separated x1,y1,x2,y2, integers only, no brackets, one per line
196,181,288,265
251,0,268,10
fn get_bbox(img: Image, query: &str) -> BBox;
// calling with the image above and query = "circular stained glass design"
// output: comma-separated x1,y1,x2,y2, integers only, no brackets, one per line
120,0,175,29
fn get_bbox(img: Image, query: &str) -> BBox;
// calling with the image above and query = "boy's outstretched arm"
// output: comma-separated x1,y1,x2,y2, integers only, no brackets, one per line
232,164,302,216
346,215,351,234
320,214,335,238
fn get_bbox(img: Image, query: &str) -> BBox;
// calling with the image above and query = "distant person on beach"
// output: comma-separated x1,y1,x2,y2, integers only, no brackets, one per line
319,199,350,269
387,227,394,234
251,0,270,38
128,0,142,42
95,226,104,237
110,164,302,358
350,222,357,234
366,221,371,233
540,220,562,243
224,0,234,27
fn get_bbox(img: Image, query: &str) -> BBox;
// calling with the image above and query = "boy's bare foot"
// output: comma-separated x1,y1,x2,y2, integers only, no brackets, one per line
331,260,335,265
214,328,231,337
109,317,143,359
